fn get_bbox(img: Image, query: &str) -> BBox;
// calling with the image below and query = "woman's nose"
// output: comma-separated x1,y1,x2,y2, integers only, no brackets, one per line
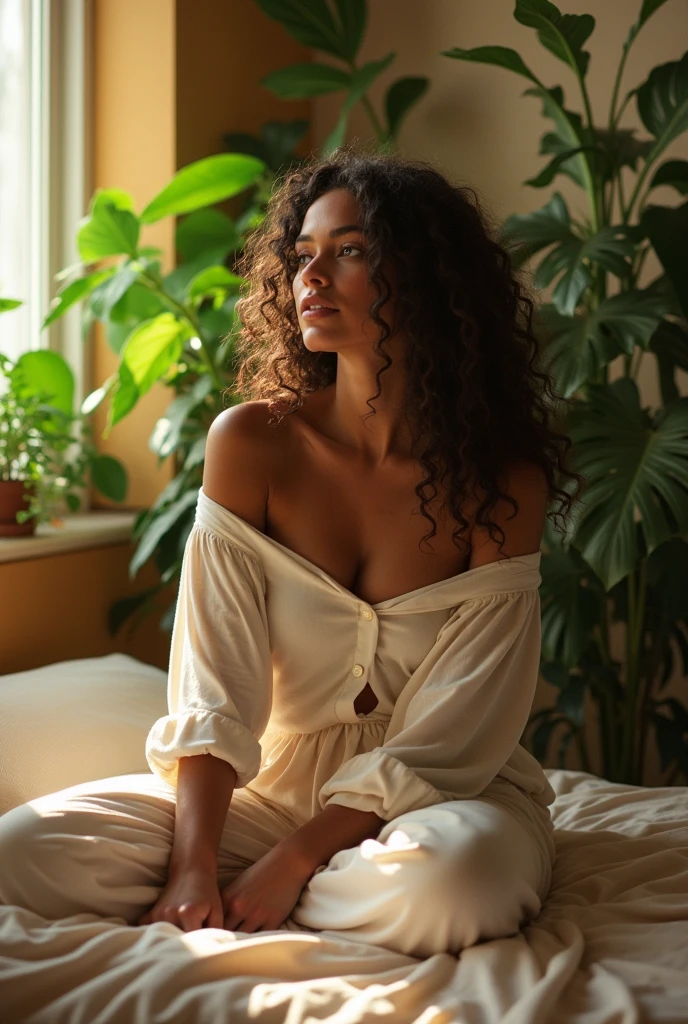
301,254,331,286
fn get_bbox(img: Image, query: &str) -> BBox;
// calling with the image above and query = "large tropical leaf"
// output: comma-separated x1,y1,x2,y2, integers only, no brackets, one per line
77,198,140,262
522,86,593,190
42,268,115,329
104,282,167,356
175,209,240,263
332,0,366,61
120,313,187,397
636,52,688,167
533,226,636,316
540,546,606,665
537,291,669,397
514,0,594,78
501,191,574,261
140,155,265,223
624,0,672,50
149,376,214,461
591,128,654,182
12,351,74,415
641,200,688,319
260,63,351,99
90,453,128,502
385,77,429,141
568,379,688,589
89,263,141,321
648,158,688,196
649,319,688,405
129,488,200,578
105,361,138,435
253,0,352,62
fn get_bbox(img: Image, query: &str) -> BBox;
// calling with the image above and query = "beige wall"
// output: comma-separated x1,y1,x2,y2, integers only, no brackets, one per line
312,0,688,781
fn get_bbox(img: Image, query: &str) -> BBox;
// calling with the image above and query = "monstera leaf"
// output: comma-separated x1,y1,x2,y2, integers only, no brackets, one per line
568,379,688,590
536,289,669,397
539,545,606,666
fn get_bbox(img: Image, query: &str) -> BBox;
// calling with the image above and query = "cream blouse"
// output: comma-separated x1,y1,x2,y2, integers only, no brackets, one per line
145,487,556,826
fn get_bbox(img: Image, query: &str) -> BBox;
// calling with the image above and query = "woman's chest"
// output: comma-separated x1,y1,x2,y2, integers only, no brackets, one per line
265,415,472,608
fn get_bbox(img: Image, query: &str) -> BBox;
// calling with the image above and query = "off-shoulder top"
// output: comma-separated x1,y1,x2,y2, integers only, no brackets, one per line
145,487,556,826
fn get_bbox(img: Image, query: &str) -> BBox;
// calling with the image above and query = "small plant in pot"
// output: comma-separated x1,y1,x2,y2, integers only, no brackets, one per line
0,298,129,536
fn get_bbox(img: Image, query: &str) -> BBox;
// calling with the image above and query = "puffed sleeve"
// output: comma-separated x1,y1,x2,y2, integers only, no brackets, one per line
145,522,273,789
317,589,542,821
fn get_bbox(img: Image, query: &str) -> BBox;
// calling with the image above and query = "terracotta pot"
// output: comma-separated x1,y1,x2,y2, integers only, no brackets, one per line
0,480,38,537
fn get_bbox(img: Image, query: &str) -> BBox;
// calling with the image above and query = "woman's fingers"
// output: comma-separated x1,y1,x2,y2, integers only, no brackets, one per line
178,902,206,931
207,902,224,929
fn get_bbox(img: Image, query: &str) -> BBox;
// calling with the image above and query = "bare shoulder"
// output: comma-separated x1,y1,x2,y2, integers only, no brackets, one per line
468,460,549,569
202,400,282,533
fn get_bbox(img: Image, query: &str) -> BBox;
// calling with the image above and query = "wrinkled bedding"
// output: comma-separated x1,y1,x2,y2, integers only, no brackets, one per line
1,767,687,1023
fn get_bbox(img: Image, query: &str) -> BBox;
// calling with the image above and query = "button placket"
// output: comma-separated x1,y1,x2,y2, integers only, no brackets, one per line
334,603,379,723
351,604,379,719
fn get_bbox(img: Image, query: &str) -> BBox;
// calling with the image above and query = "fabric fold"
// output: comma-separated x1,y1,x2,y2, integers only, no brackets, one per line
318,590,554,820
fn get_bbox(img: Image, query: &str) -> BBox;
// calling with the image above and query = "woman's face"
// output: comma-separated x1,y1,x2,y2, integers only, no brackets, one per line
291,188,395,352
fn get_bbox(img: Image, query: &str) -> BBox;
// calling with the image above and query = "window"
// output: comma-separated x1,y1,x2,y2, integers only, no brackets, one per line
0,0,91,408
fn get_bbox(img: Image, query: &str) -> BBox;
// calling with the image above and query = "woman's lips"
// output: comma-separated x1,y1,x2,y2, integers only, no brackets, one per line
302,306,339,319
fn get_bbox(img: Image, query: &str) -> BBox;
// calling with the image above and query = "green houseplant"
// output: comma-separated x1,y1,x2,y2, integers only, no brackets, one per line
40,155,276,631
253,0,429,154
442,0,688,785
0,298,128,534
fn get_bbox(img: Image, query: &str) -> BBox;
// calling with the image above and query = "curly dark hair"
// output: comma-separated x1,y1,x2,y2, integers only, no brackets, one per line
228,146,585,557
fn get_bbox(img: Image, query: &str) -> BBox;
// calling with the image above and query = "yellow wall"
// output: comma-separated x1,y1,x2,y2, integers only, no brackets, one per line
0,545,174,675
3,0,310,675
90,0,177,513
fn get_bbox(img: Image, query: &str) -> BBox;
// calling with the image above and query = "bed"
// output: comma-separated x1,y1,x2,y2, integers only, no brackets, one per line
1,654,687,1023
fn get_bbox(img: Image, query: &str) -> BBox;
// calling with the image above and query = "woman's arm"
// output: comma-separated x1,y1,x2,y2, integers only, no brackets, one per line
168,753,238,876
278,803,385,878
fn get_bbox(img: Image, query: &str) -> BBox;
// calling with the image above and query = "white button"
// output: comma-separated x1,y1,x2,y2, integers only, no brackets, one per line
362,607,373,620
351,664,364,677
357,712,366,719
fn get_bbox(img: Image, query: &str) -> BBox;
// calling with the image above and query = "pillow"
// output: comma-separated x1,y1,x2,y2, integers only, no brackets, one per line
0,653,168,816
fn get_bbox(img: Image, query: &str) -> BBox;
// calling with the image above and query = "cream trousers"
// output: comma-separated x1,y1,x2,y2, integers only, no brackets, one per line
0,772,553,960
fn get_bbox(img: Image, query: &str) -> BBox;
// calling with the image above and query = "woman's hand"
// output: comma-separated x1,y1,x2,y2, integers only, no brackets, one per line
137,866,224,931
220,843,316,933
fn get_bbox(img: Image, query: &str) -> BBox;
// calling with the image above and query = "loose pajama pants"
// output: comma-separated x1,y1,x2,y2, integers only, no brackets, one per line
0,772,553,959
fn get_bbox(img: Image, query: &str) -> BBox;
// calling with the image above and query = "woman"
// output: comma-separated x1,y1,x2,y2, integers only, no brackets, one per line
0,148,583,959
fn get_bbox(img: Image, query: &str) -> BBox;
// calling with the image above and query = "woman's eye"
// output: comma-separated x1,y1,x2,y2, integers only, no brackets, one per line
295,244,362,264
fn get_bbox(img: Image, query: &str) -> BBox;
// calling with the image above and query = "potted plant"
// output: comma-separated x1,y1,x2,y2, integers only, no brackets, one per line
0,298,128,535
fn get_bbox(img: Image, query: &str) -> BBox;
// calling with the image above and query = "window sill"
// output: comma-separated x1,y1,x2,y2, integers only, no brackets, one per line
0,511,138,564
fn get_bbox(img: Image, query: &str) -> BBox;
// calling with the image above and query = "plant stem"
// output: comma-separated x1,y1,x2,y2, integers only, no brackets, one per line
575,727,591,774
570,61,601,230
593,614,616,779
360,94,387,145
621,558,648,784
637,620,664,785
607,42,630,135
633,557,648,784
616,168,628,222
138,267,224,391
624,153,655,225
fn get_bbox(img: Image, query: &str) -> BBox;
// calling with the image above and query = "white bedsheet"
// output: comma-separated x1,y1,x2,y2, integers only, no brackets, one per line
1,768,687,1023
